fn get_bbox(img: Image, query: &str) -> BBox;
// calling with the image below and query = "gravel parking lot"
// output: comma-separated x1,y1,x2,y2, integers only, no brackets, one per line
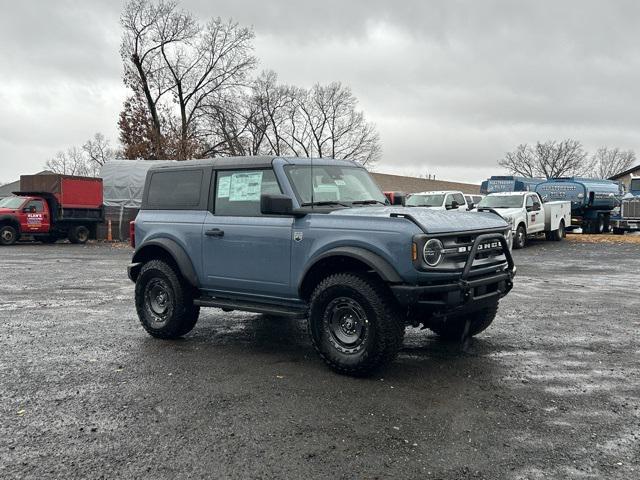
1,240,639,479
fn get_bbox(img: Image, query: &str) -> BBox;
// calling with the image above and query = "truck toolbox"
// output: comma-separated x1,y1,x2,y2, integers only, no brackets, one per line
20,174,103,209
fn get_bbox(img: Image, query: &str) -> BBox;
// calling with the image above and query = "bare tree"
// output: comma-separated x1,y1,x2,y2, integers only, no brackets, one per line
121,0,256,159
45,147,92,176
83,133,117,174
499,139,591,178
590,147,636,179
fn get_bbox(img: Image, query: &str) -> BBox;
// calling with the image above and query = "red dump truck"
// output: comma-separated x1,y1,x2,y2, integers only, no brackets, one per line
0,174,103,246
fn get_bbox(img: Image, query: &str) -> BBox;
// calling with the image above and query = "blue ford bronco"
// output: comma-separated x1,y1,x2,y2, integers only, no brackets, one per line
128,157,515,374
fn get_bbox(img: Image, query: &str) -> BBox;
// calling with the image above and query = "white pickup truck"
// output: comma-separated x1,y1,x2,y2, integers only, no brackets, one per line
405,191,472,211
476,192,571,249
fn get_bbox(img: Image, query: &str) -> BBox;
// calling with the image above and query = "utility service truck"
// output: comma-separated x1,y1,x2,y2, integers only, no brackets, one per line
0,174,103,246
476,191,571,249
535,177,622,234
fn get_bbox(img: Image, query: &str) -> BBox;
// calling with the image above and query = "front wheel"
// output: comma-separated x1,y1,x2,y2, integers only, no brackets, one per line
513,225,526,249
0,225,19,246
309,273,404,375
429,301,499,341
135,260,200,339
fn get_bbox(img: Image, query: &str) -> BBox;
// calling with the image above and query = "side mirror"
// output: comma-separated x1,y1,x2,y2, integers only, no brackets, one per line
467,202,475,210
534,203,541,211
450,200,459,210
526,205,533,212
261,194,294,215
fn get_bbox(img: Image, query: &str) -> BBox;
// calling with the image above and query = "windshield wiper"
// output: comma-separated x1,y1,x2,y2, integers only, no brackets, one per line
351,199,386,206
300,200,350,208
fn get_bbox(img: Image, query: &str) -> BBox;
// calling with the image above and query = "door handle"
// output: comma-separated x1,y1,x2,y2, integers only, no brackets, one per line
205,228,224,237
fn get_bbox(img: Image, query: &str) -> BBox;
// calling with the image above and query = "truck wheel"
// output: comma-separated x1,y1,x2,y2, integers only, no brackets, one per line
309,273,404,375
513,225,526,249
430,301,499,341
68,225,90,244
135,260,200,339
551,221,565,241
592,217,605,235
0,225,18,246
613,228,624,236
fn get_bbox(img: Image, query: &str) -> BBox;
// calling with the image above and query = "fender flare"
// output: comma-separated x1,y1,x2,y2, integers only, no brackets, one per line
299,246,403,294
131,238,199,287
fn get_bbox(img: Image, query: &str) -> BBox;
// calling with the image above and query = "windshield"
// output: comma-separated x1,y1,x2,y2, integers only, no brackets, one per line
285,165,387,205
406,194,444,207
0,197,25,209
477,195,524,209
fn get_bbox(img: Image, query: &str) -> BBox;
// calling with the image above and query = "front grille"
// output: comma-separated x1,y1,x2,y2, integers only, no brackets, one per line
435,233,507,271
622,198,640,219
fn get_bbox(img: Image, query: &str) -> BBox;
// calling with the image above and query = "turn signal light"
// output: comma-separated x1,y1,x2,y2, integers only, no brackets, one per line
412,242,418,261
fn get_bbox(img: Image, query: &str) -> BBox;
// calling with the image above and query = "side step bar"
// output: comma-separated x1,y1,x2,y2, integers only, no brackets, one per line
194,296,308,317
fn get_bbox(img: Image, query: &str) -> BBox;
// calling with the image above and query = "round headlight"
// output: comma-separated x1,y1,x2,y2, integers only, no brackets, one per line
423,239,444,267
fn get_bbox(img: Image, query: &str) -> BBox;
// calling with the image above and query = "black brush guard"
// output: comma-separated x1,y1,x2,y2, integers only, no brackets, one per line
391,233,516,308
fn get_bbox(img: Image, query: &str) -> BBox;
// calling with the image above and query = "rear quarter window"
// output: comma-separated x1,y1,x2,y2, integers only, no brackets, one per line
147,169,204,209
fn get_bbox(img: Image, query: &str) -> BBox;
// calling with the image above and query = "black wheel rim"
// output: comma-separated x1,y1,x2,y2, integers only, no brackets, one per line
1,229,15,243
324,297,369,354
78,229,88,242
144,279,172,326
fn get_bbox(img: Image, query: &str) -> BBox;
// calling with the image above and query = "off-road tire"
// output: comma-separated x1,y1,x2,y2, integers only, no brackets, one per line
430,300,499,341
0,225,19,246
513,224,526,249
68,225,90,244
135,260,200,339
309,273,404,376
550,220,565,241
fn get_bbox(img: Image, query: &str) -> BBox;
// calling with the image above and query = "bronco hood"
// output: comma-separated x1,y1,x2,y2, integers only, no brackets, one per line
329,206,508,234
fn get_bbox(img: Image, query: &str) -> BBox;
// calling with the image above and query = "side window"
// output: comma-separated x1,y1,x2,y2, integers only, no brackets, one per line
214,169,281,216
444,194,453,207
147,169,203,209
453,193,465,206
25,200,44,212
526,196,534,208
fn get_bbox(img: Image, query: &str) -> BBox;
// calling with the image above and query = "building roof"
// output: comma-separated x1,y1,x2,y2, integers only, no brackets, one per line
370,172,480,195
609,164,640,180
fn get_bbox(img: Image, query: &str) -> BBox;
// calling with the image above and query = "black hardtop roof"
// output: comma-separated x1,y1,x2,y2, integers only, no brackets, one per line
147,156,360,171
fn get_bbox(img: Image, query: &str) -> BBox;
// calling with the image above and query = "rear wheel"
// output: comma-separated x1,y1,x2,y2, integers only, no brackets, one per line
513,224,526,249
0,225,19,246
135,260,200,339
550,220,565,241
309,273,404,375
613,228,624,235
430,301,499,341
68,225,90,244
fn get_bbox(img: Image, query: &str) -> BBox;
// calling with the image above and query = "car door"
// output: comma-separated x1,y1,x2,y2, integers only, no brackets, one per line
201,168,294,299
20,199,50,234
526,195,543,233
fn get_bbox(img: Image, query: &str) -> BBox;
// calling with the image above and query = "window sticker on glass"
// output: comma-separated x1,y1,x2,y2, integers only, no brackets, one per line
217,176,231,198
229,171,263,202
334,179,346,186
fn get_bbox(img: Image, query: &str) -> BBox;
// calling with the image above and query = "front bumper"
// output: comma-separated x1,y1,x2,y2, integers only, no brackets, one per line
612,219,639,231
391,232,516,308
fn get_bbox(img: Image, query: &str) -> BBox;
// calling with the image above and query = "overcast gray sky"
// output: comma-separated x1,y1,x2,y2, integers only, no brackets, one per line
1,0,639,184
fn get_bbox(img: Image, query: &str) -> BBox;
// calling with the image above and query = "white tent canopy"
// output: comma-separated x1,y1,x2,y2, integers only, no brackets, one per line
100,160,175,208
